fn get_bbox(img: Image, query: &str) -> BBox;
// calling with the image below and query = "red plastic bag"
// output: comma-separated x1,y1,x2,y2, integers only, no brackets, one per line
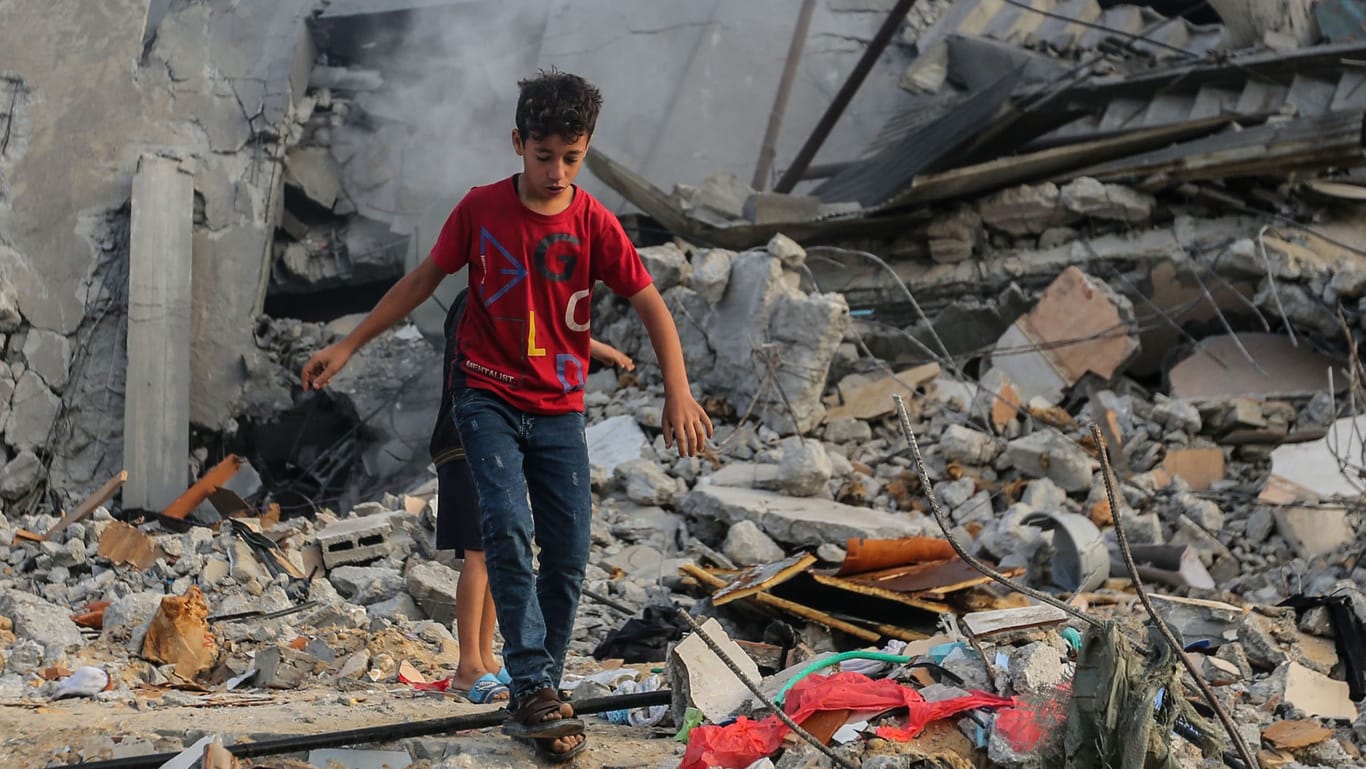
680,672,1015,769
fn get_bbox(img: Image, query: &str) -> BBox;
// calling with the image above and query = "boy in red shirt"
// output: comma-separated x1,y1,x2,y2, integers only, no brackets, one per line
302,70,712,760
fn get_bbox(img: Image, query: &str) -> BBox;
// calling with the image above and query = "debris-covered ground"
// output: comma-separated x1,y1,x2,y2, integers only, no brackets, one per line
4,1,1366,769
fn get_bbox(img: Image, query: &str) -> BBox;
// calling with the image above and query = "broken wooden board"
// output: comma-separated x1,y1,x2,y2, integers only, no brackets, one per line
162,454,242,520
961,605,1069,637
712,552,817,606
810,572,951,614
836,537,956,576
827,364,942,421
96,521,162,570
680,562,879,643
49,470,128,539
1160,447,1225,492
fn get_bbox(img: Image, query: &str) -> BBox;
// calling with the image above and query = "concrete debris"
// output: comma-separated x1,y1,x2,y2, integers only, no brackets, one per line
988,267,1139,406
5,6,1366,765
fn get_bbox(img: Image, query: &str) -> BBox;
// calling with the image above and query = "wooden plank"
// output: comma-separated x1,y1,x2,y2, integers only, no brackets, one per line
810,572,951,614
961,605,1069,636
124,155,193,511
46,470,128,539
712,552,816,606
162,455,243,520
680,562,880,642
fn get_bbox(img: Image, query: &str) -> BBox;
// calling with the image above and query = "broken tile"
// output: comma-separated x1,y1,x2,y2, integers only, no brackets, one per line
1276,661,1358,720
828,363,942,421
1160,447,1225,491
1272,505,1355,558
1169,333,1348,401
669,618,760,723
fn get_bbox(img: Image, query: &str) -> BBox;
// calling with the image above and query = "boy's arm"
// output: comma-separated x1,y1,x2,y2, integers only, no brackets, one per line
589,338,634,371
627,284,713,456
301,257,448,390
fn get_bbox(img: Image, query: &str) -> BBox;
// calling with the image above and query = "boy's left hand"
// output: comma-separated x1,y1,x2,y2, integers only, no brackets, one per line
662,394,714,457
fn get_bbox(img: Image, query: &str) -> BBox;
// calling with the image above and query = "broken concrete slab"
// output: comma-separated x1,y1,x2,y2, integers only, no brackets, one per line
405,560,460,626
744,192,821,226
977,182,1070,235
4,370,60,453
1261,414,1366,503
615,459,684,506
255,644,325,689
681,485,934,548
1272,505,1355,558
0,588,83,652
20,328,72,391
1059,177,1155,223
669,617,760,723
1160,447,1225,491
586,415,649,483
989,267,1139,405
1274,661,1358,720
285,146,342,210
1169,333,1348,401
939,424,999,464
828,363,941,421
1003,430,1094,492
328,565,404,605
638,242,691,292
926,204,982,264
1150,595,1245,647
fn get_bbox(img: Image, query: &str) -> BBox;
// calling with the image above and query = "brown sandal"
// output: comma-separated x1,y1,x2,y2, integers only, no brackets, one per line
502,687,585,739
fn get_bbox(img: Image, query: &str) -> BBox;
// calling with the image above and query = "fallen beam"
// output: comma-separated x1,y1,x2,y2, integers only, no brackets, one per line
54,690,673,769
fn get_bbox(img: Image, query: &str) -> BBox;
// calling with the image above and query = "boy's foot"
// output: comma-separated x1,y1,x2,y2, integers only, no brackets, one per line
515,732,587,763
502,687,584,739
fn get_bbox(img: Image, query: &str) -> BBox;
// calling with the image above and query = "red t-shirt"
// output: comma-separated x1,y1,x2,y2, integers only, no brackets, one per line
429,175,652,414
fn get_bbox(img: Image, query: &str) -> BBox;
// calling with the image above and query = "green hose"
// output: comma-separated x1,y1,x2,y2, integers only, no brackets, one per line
773,651,912,706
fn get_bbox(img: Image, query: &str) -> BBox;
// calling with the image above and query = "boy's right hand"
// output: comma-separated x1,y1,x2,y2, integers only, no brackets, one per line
301,343,352,390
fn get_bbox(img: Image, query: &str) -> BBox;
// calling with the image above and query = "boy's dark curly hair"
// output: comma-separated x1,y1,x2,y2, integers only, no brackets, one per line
515,69,602,142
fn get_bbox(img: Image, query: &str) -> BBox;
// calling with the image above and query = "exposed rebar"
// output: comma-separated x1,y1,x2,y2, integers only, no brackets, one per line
1092,423,1259,769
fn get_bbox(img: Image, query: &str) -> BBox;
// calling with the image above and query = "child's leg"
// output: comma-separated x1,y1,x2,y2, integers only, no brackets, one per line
453,551,501,691
479,580,500,674
523,409,592,693
455,390,558,706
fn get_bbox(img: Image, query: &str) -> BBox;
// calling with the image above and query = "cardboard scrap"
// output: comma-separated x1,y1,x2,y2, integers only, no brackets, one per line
142,586,218,681
96,521,162,570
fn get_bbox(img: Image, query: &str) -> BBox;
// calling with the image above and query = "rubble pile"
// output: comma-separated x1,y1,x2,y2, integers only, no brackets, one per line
2,216,1365,767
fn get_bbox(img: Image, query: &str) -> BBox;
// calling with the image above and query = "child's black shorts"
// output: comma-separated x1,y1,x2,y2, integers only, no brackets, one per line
436,457,483,556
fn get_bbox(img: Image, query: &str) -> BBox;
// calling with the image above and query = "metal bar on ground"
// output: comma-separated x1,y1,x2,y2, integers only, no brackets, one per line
774,0,918,193
53,691,673,769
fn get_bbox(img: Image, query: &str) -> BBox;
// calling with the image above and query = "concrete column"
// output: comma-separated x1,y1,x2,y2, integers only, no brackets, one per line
123,155,193,511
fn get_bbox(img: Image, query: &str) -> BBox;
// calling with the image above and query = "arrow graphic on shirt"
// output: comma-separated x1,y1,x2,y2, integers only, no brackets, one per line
478,227,527,307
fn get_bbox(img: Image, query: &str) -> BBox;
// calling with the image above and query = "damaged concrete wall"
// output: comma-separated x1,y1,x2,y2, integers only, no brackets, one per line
0,0,313,503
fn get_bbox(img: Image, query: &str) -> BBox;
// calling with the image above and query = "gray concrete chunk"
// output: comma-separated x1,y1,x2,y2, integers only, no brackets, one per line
1003,431,1094,492
682,485,933,548
687,248,732,304
406,560,461,625
638,243,691,292
0,588,82,651
722,519,786,566
0,450,42,500
777,437,831,497
21,328,72,391
4,370,60,453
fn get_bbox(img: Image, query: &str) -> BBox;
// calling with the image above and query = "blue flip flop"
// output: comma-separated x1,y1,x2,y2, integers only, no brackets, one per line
466,673,510,704
496,667,512,686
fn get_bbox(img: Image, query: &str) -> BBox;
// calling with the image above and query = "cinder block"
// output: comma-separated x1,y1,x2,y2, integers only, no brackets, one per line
316,516,392,568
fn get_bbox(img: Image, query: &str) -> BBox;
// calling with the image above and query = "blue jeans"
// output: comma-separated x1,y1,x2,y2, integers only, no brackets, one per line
453,387,592,709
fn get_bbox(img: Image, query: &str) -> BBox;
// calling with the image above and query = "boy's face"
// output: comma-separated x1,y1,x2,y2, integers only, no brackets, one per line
512,129,589,206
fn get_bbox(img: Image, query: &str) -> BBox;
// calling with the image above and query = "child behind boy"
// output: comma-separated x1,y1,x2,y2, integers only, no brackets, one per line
303,69,711,761
431,287,632,705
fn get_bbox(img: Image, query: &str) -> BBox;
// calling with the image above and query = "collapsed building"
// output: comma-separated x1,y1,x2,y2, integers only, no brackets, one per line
0,0,1365,768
